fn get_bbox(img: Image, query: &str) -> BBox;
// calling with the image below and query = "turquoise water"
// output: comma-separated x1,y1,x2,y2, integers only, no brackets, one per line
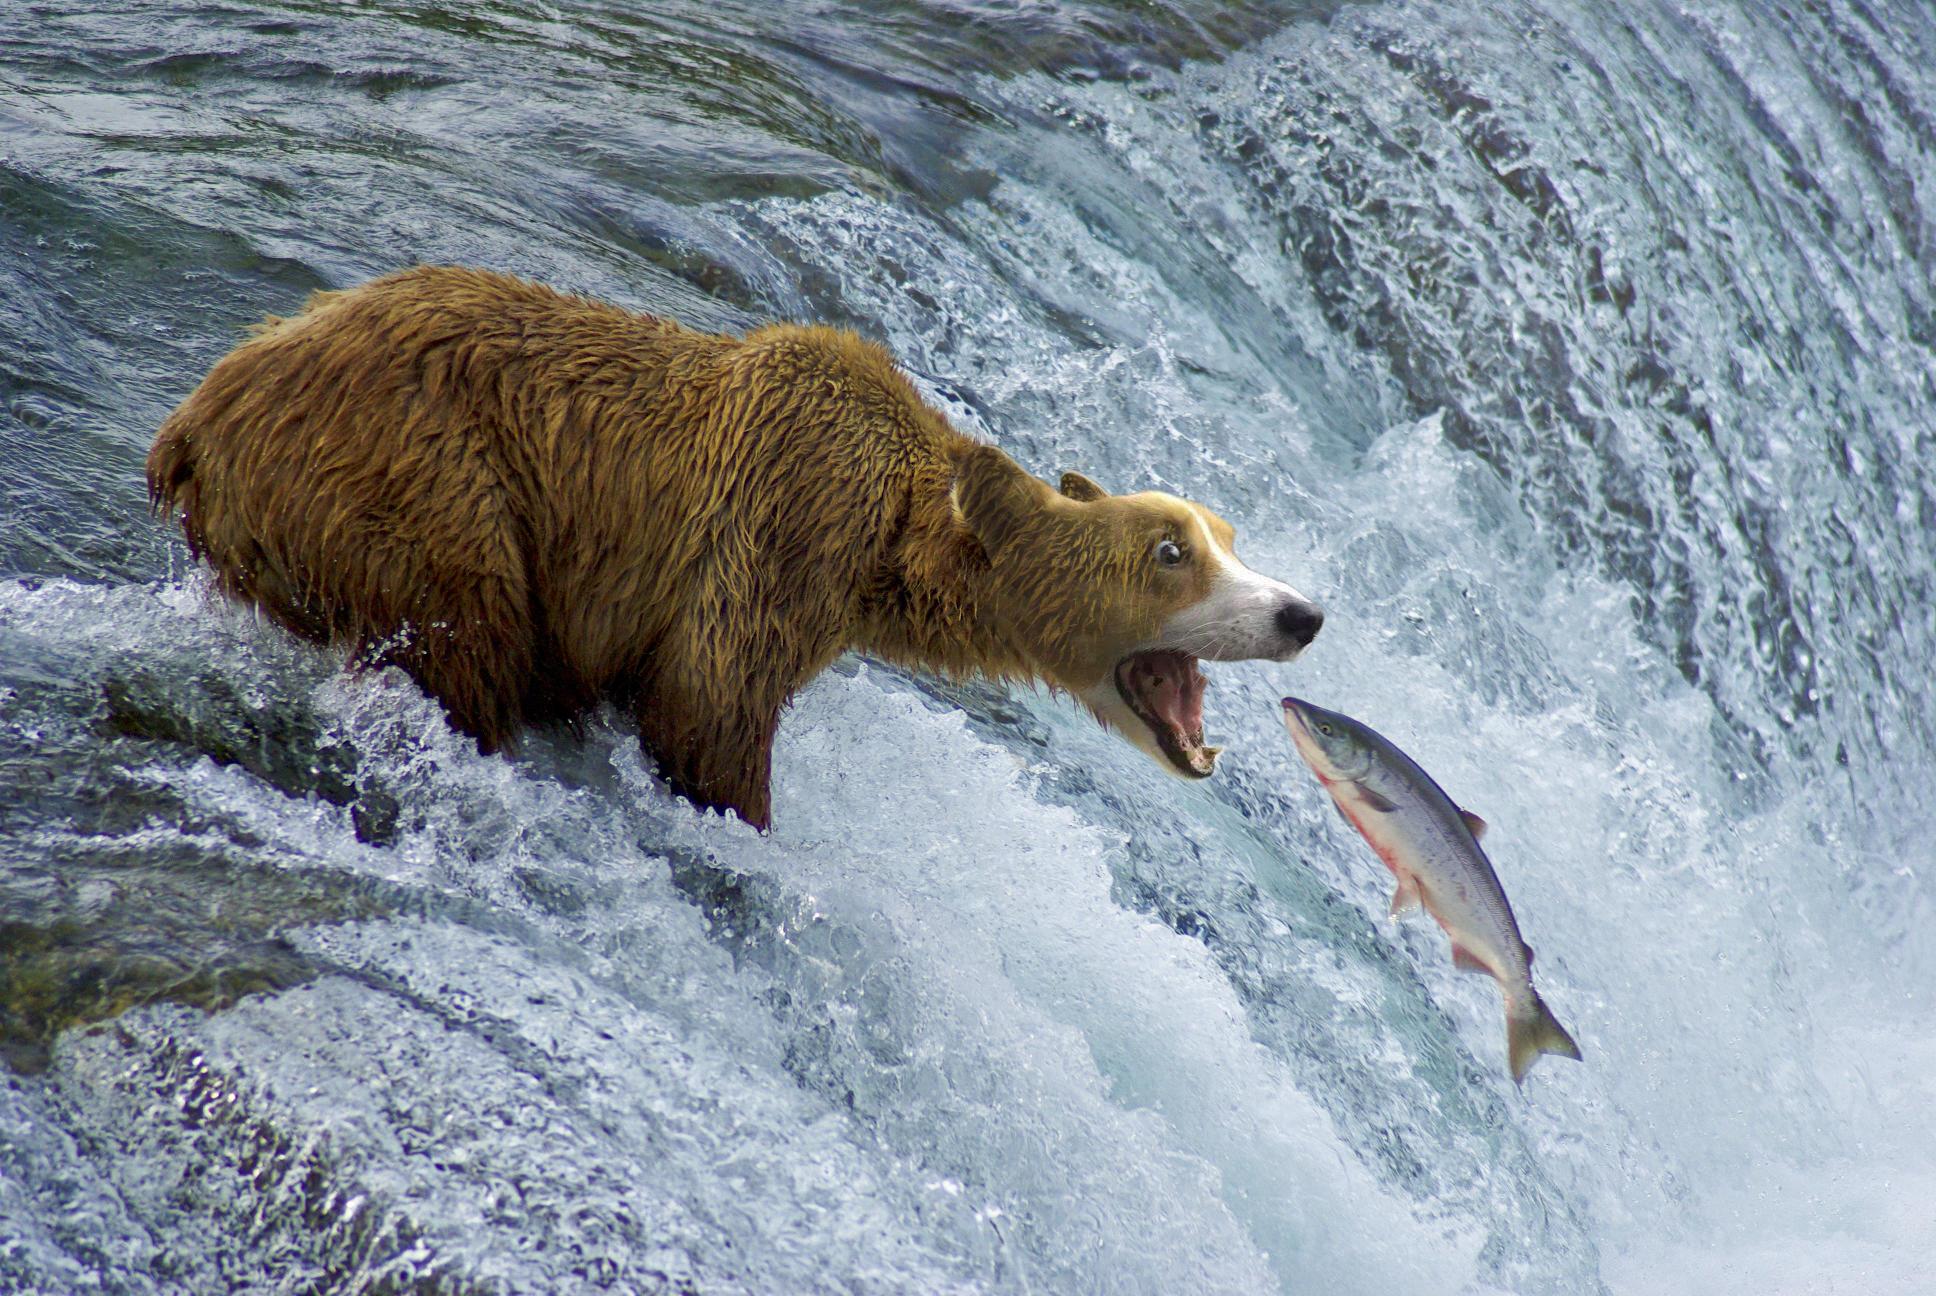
3,2,1933,1292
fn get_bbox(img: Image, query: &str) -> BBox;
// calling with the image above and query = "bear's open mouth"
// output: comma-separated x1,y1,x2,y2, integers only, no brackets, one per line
1115,650,1218,777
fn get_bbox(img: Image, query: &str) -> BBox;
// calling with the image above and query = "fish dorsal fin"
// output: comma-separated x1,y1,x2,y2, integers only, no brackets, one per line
1357,783,1399,813
1450,944,1492,976
1523,943,1534,967
1389,874,1422,918
1459,809,1487,840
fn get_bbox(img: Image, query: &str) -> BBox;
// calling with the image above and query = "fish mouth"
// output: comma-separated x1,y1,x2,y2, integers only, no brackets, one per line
1278,696,1321,768
1115,650,1218,777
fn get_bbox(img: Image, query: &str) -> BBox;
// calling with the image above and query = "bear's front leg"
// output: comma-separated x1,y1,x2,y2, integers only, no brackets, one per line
631,558,858,830
633,682,781,832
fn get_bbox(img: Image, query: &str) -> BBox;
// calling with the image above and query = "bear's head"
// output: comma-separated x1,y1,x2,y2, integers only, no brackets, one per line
952,445,1323,779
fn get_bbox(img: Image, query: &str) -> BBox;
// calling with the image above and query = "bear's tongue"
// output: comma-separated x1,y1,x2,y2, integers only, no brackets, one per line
1116,650,1213,776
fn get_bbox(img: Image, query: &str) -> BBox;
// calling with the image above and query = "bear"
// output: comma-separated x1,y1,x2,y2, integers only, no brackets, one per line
146,266,1324,829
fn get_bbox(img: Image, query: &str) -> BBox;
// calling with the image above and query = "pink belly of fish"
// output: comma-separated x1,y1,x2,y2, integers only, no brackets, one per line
1324,779,1501,978
1323,777,1413,879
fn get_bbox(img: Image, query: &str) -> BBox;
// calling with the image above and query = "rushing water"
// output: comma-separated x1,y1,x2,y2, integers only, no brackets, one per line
3,2,1933,1292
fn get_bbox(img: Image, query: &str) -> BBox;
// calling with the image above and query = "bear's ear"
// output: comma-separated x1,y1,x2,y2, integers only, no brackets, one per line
953,444,1052,552
1058,471,1109,502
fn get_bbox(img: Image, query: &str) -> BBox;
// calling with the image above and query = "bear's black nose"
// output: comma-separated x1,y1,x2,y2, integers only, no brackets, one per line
1276,600,1325,647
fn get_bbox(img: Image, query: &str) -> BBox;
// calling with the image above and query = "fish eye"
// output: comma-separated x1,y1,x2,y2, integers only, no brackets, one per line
1154,538,1185,566
1317,722,1334,736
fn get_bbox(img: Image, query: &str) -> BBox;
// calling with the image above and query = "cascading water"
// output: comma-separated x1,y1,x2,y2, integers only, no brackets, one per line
3,2,1932,1292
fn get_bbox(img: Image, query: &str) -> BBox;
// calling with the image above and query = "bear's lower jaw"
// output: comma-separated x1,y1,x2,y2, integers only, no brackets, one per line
1114,650,1219,778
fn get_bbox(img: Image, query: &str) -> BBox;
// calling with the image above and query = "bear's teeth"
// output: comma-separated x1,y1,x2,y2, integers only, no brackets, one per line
1114,649,1214,777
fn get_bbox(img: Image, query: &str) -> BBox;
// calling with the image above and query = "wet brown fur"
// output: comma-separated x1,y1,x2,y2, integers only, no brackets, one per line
147,265,1229,829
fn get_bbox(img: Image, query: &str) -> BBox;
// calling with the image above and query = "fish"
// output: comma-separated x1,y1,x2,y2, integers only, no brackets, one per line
1280,696,1582,1084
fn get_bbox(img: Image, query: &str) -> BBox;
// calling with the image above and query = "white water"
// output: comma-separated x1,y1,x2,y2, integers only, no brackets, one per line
3,1,1934,1293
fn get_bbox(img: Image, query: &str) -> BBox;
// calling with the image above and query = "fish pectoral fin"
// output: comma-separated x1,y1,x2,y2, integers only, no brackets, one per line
1356,783,1399,813
1459,809,1488,840
1389,874,1423,918
1450,943,1492,976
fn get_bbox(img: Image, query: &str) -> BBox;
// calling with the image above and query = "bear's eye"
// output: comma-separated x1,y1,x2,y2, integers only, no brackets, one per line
1154,538,1185,566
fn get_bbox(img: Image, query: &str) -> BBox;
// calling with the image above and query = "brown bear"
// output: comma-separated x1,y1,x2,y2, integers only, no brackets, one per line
146,266,1323,829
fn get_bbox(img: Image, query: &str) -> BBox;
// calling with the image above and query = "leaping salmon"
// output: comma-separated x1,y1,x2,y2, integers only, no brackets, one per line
1281,697,1582,1084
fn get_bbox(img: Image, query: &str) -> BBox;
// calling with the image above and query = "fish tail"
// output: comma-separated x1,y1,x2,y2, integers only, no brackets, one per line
1507,993,1582,1085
